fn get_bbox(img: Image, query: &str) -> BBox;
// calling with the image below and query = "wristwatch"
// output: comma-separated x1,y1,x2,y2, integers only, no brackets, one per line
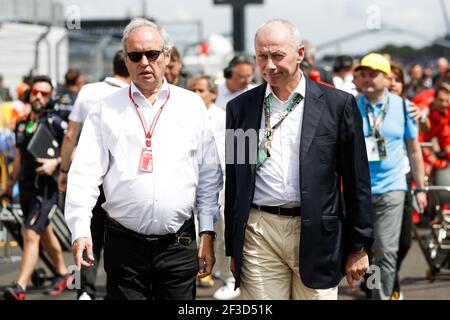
414,188,427,194
199,231,216,240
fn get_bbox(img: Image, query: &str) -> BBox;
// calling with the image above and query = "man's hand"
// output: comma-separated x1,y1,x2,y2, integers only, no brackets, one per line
36,158,59,176
72,237,95,270
345,251,369,289
415,192,427,213
409,103,422,122
197,234,215,278
58,171,68,192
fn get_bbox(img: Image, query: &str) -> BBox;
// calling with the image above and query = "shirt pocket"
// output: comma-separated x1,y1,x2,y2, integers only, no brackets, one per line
119,129,142,152
167,122,199,162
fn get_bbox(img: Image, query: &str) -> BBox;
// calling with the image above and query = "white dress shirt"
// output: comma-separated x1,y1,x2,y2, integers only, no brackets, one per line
65,80,223,242
69,77,128,124
206,103,226,173
215,80,255,111
332,74,357,97
253,73,306,206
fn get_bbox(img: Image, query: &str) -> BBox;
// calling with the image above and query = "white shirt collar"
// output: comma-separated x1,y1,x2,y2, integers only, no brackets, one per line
207,102,219,112
264,70,306,103
103,77,128,88
130,79,170,106
220,80,253,97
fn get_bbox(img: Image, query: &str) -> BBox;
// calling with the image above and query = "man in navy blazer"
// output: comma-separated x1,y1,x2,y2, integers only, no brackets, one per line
224,19,373,299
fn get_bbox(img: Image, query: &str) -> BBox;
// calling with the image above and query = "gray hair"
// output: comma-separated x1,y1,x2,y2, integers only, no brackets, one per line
302,39,316,60
188,75,218,93
122,18,173,54
254,19,302,49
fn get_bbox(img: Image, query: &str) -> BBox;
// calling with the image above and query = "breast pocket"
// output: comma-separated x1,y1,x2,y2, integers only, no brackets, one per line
322,215,339,233
169,124,199,162
119,129,142,152
315,135,337,163
315,134,336,145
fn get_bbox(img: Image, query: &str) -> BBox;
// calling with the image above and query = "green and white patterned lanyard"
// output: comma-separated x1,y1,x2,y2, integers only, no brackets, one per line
365,93,390,138
256,92,303,169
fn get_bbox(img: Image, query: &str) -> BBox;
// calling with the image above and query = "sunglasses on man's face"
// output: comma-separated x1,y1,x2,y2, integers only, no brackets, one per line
127,50,164,63
31,88,51,97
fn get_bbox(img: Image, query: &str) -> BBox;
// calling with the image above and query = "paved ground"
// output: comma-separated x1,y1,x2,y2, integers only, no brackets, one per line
0,226,449,300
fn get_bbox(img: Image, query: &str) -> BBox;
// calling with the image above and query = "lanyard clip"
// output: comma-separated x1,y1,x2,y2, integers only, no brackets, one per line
145,138,152,150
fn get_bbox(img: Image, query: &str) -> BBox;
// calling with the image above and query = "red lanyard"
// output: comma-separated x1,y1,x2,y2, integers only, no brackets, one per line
128,86,171,149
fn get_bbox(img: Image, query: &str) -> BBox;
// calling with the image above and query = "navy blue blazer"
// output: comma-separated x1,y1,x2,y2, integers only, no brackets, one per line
224,78,374,289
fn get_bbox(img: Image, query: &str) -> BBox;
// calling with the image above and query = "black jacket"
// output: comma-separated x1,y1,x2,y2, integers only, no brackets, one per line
224,78,373,289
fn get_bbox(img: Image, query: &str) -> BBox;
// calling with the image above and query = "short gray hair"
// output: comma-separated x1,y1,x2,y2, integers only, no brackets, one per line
254,19,302,49
302,40,316,60
122,18,173,53
188,75,218,93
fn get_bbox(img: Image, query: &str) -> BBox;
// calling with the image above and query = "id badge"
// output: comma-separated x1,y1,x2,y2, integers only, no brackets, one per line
256,140,271,169
365,137,380,162
377,138,387,160
139,148,153,172
256,148,268,169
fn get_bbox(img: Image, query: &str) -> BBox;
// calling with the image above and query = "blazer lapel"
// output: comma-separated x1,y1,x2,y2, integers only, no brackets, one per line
246,83,266,175
246,83,266,132
300,78,325,160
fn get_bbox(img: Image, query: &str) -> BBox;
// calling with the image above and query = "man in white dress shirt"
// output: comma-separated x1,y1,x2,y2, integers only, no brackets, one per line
189,76,225,170
65,18,222,300
188,75,242,300
215,55,255,111
58,50,130,300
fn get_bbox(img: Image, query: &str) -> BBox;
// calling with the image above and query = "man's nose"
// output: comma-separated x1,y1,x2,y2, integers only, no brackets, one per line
242,76,253,85
266,58,276,70
139,54,150,66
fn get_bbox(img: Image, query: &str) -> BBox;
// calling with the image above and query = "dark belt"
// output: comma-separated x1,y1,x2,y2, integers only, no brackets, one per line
106,215,194,246
251,204,301,217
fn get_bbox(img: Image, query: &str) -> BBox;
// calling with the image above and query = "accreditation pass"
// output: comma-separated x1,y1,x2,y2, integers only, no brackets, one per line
365,136,387,162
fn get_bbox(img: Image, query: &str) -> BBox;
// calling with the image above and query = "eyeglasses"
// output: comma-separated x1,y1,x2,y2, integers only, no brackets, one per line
127,50,164,63
31,88,51,97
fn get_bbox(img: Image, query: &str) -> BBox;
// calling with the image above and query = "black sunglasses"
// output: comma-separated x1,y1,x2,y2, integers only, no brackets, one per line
127,50,164,63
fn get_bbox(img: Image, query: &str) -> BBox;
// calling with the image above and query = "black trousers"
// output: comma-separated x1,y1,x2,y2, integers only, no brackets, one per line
20,181,58,235
77,186,106,299
103,216,198,300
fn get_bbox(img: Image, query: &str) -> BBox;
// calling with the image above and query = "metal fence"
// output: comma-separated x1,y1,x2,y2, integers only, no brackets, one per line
0,0,65,27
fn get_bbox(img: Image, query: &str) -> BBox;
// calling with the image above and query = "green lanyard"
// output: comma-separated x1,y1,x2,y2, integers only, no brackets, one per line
365,94,390,138
25,120,36,134
257,92,303,168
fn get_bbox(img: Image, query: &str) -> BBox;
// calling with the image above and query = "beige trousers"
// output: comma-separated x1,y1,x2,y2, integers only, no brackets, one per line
240,208,338,300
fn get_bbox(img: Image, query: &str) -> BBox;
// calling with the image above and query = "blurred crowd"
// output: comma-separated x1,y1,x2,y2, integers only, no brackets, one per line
0,37,448,301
